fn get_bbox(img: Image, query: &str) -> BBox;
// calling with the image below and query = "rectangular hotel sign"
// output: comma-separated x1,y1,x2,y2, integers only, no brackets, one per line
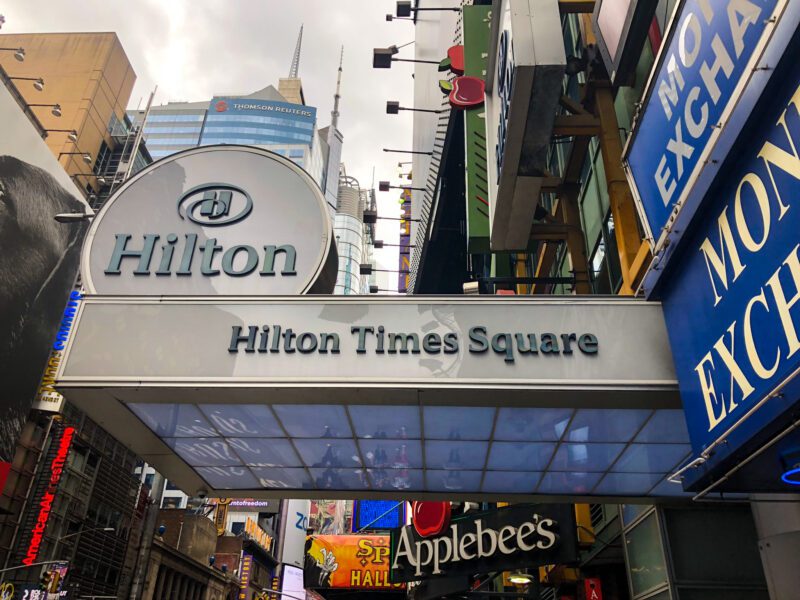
57,296,676,402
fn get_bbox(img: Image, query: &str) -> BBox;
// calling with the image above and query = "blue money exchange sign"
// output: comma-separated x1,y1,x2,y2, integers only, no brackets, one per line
661,54,800,462
625,0,780,251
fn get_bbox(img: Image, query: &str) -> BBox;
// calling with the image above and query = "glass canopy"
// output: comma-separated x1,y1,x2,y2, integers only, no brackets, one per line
127,403,693,497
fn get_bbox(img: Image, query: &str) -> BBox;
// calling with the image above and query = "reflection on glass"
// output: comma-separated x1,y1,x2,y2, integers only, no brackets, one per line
483,471,540,494
625,513,668,596
196,466,258,489
537,471,601,494
494,408,573,441
166,438,240,467
273,405,352,438
425,441,488,470
251,467,312,489
426,470,481,492
293,439,360,469
129,404,217,437
198,404,283,437
310,468,369,490
350,405,421,439
567,409,651,443
423,407,495,440
227,438,302,467
367,468,423,491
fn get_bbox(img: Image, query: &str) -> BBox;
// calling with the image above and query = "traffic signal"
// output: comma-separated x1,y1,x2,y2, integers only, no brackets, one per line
40,570,52,591
39,569,60,593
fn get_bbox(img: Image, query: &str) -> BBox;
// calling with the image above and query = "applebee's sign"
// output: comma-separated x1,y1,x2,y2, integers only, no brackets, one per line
390,503,576,582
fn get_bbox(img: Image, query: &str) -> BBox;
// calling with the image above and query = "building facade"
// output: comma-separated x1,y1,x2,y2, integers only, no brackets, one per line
0,32,137,196
129,85,337,213
380,0,799,598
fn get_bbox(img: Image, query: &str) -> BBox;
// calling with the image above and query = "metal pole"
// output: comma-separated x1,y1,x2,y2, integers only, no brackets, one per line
123,86,156,182
0,560,64,574
127,471,164,600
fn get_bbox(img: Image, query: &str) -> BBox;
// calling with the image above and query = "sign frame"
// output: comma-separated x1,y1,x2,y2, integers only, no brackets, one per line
389,503,577,583
79,144,337,296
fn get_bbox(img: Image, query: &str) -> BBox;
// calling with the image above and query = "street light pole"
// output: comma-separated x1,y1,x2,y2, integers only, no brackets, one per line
0,560,65,575
50,527,114,563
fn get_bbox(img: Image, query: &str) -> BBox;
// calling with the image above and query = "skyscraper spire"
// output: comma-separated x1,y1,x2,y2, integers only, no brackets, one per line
331,46,344,130
289,25,303,78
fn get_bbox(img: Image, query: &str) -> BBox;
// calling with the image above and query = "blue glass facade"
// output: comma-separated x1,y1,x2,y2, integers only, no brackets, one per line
133,96,322,180
199,97,316,147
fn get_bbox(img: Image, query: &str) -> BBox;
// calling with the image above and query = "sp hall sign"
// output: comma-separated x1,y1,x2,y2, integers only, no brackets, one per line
81,145,337,295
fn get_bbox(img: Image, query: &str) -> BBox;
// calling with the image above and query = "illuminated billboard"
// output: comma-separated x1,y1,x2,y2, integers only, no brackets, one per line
304,535,404,590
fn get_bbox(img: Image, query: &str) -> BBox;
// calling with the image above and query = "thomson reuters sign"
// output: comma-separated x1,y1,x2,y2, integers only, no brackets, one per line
81,145,336,295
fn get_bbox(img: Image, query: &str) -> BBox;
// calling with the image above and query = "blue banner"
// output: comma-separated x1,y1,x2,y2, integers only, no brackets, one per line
661,54,800,459
626,0,779,248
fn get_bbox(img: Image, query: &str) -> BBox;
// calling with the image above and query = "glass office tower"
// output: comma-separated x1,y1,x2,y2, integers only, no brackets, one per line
129,85,326,190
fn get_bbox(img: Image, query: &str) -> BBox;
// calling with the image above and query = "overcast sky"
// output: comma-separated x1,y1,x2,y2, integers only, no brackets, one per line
2,0,415,287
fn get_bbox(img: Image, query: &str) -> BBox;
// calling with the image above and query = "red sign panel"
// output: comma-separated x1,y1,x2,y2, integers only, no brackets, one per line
584,578,603,600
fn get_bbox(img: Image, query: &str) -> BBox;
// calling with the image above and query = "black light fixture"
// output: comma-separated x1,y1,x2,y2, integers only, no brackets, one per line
71,172,106,185
373,42,441,69
360,263,410,275
383,148,432,155
374,240,417,249
378,181,426,192
396,1,460,17
58,151,92,165
386,100,445,114
29,102,61,117
50,129,79,142
10,75,43,91
370,285,407,294
386,14,413,21
363,209,421,224
54,208,95,223
0,47,25,61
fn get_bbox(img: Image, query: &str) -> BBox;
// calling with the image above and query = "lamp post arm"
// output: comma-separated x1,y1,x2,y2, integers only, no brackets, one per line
0,560,64,575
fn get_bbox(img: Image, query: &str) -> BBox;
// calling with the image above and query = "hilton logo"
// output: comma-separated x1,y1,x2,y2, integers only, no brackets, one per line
104,182,296,279
177,184,253,226
82,145,336,295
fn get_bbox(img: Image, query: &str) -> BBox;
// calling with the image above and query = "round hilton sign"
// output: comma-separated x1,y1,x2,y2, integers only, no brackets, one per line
81,145,337,295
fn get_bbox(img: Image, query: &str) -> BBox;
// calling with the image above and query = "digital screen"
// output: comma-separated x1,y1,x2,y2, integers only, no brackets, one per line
352,500,406,531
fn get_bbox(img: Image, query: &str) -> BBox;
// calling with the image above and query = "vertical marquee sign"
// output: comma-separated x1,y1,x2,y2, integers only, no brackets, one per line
15,421,75,566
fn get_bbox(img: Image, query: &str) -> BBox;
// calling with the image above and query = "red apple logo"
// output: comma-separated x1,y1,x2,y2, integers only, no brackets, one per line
439,76,485,109
215,100,228,112
439,45,465,76
412,501,451,538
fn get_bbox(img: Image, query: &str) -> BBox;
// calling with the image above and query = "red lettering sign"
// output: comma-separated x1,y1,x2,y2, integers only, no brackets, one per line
22,426,75,565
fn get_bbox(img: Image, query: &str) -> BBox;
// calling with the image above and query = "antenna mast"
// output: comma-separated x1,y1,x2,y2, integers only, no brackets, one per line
331,46,344,130
289,25,303,78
